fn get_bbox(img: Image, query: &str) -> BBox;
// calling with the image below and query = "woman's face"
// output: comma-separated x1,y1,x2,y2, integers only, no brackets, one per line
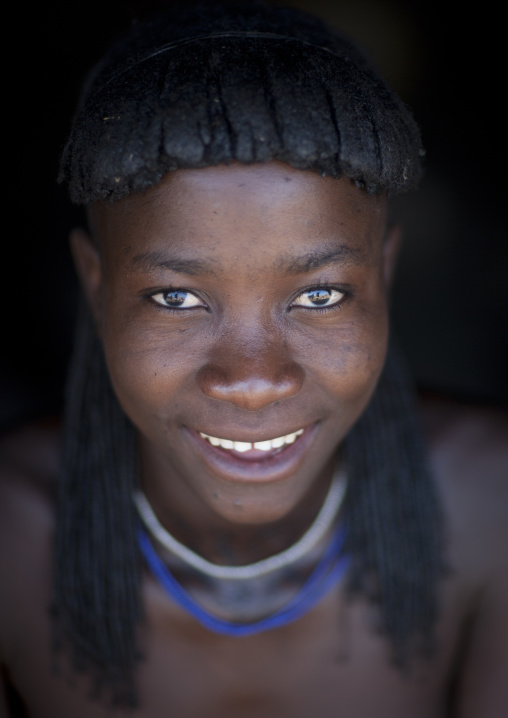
76,161,397,529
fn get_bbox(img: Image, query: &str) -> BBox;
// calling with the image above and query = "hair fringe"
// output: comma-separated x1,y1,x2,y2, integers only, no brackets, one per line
59,3,423,203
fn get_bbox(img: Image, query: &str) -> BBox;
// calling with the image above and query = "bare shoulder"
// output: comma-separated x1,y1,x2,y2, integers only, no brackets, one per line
0,417,60,658
0,415,59,531
419,396,508,715
419,394,508,582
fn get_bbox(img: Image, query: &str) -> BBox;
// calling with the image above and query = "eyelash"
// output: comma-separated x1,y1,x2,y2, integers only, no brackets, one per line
290,283,350,314
146,289,207,314
145,284,351,314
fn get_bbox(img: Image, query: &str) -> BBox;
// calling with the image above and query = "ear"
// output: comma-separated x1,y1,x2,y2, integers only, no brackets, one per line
70,228,103,327
382,223,402,290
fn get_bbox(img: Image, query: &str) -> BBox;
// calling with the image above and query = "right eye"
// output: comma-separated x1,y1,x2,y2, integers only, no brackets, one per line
150,289,205,309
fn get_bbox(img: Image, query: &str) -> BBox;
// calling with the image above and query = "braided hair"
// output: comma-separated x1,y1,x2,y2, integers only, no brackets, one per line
55,1,441,706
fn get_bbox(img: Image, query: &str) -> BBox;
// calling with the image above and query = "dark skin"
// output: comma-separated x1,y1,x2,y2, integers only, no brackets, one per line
0,162,507,717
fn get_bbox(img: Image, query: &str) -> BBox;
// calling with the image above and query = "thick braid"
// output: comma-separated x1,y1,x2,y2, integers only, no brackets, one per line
54,303,142,706
344,339,444,665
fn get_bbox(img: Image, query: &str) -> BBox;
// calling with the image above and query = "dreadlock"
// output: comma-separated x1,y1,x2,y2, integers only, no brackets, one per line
55,0,442,706
54,303,141,705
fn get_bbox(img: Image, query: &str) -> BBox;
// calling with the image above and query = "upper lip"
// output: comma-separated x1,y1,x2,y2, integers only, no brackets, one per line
195,427,307,442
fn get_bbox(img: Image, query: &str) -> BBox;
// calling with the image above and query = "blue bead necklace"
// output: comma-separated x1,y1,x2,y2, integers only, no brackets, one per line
139,524,349,637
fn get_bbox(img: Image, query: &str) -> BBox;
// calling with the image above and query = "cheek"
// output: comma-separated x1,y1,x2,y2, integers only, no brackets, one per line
101,317,201,430
296,302,389,410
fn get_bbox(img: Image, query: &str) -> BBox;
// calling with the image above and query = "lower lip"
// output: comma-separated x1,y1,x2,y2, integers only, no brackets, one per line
185,424,318,485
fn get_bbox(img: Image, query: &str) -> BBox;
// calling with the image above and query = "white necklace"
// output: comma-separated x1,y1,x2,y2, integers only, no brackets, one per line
133,463,347,580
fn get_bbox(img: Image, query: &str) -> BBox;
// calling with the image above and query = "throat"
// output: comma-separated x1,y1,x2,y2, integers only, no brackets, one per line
157,530,336,623
136,457,348,628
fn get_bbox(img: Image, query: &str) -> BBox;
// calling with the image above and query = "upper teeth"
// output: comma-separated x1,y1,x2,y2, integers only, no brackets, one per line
199,429,304,452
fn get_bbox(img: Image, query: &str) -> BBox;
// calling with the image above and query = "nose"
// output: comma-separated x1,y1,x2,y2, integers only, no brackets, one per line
197,337,304,412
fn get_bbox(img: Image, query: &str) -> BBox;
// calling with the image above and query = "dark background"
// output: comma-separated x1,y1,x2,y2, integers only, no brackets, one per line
2,0,507,431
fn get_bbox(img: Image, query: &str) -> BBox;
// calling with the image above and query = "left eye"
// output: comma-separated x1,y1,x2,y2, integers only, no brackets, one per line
292,288,344,309
151,290,204,309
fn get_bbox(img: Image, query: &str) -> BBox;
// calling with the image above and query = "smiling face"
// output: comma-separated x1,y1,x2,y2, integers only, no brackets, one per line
74,161,397,537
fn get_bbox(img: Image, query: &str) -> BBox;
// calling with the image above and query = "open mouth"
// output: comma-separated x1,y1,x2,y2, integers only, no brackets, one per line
186,423,317,484
198,428,304,460
199,429,303,454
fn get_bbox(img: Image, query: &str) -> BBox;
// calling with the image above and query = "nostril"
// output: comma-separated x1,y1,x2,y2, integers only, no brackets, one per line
197,364,304,411
197,364,229,395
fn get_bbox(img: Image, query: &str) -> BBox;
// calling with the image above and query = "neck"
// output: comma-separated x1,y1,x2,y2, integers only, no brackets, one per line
138,434,338,566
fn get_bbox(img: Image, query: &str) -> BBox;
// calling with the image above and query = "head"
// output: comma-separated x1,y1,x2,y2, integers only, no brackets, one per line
62,0,418,527
55,1,441,706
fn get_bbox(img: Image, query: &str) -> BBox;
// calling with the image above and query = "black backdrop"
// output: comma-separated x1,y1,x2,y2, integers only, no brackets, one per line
2,0,507,430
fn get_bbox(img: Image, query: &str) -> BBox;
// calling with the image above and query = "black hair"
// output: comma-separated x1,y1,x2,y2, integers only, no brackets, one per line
59,1,423,204
55,0,441,707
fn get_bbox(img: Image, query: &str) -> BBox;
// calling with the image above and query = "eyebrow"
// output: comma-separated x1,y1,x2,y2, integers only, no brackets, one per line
281,245,367,273
131,243,365,276
131,249,215,276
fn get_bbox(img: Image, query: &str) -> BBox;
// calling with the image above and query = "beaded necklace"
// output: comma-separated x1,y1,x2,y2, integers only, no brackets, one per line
134,466,347,580
139,524,348,636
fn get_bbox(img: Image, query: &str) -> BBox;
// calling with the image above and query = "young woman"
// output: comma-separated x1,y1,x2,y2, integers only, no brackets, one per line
1,2,506,716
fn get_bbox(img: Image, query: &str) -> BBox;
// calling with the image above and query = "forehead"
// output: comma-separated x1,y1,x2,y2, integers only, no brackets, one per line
90,161,387,261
